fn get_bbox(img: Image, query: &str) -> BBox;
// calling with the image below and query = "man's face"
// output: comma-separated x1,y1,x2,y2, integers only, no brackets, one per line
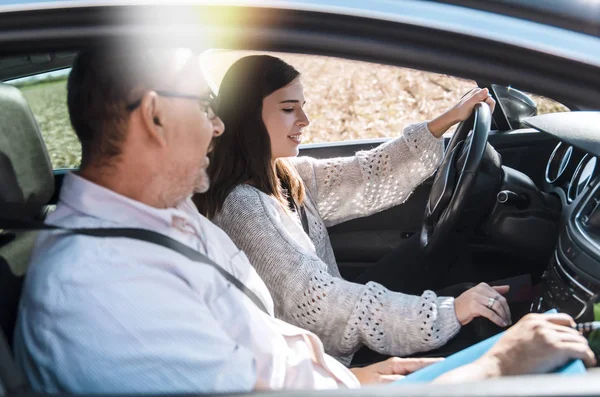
158,52,224,200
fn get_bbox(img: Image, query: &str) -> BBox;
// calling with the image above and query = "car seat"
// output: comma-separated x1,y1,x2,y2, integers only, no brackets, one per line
0,83,55,393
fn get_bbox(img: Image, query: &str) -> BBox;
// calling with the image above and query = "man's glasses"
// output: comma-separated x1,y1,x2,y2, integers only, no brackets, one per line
126,90,217,120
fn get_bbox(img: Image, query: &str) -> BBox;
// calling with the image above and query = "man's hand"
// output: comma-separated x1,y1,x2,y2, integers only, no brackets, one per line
454,282,511,327
350,357,443,385
427,88,496,137
479,313,596,377
435,313,596,384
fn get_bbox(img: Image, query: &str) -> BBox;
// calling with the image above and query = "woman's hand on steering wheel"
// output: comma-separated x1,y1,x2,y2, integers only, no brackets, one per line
427,88,496,138
454,282,511,327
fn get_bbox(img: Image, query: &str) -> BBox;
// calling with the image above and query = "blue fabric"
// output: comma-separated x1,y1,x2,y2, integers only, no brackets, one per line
394,309,586,384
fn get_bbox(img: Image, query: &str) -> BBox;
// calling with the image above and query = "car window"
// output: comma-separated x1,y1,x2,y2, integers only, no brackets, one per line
529,93,570,114
7,57,570,172
8,69,81,170
201,50,477,143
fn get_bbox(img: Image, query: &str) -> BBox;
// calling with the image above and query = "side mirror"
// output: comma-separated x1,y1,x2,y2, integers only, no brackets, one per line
493,85,537,127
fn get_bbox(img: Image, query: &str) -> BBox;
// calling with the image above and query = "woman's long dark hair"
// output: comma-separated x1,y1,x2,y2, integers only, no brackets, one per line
195,55,306,219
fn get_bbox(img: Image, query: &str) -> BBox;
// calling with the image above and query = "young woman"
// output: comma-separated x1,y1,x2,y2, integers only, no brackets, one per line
195,55,506,364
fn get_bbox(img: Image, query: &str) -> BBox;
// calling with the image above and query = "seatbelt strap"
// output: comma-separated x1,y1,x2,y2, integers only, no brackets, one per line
281,180,310,236
299,206,310,236
1,218,269,315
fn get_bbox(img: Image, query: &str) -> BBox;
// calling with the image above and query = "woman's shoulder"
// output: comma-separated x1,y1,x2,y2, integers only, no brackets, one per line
226,183,260,200
214,184,291,246
219,184,279,220
224,184,272,205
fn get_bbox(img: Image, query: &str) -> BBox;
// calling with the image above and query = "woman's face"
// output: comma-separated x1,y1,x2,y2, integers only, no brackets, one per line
262,77,310,159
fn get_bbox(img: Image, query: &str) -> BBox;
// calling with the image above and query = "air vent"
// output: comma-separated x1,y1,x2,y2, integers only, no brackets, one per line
568,155,598,203
580,180,600,230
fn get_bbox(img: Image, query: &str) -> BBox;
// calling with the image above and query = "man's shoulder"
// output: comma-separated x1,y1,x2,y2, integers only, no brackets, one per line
28,227,110,284
28,207,120,281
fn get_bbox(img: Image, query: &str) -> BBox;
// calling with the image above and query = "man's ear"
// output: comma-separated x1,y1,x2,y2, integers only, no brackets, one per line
139,91,167,147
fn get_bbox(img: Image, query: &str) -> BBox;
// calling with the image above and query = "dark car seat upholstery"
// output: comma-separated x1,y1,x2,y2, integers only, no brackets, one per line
0,83,54,391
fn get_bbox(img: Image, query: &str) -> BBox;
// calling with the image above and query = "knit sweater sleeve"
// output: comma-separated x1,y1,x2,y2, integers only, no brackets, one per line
292,121,444,227
214,187,461,360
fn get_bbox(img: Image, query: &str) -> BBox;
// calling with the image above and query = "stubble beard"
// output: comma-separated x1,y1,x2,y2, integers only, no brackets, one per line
193,167,210,194
158,160,210,208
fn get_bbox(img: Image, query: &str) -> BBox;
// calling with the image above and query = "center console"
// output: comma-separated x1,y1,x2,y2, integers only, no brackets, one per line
532,177,600,321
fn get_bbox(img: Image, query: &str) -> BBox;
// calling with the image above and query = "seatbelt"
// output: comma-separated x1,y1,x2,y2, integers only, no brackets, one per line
281,180,310,236
299,206,310,236
1,218,269,315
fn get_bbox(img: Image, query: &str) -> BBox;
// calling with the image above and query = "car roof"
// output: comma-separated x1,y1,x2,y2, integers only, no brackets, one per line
1,0,600,36
428,0,600,38
0,0,600,83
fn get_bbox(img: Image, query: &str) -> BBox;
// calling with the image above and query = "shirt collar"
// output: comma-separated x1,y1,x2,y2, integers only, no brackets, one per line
58,172,198,232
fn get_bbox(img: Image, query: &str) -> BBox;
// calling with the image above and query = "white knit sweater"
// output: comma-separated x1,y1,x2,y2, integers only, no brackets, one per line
213,122,461,364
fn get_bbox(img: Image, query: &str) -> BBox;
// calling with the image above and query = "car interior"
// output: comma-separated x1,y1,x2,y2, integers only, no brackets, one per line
1,48,600,386
1,2,600,397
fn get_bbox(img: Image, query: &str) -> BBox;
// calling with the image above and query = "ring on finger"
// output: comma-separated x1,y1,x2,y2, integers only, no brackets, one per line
487,297,496,310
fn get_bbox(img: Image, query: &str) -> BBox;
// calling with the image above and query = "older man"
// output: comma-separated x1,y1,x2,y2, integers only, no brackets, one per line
13,48,595,394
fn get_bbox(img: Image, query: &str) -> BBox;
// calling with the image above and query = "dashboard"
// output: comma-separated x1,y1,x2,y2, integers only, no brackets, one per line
528,115,600,320
545,142,599,205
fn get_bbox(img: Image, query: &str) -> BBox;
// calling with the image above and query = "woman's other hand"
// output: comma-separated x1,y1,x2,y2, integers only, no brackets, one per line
350,357,443,385
427,88,496,138
454,282,511,327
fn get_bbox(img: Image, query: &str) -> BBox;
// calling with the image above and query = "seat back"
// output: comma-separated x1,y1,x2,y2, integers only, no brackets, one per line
0,83,54,392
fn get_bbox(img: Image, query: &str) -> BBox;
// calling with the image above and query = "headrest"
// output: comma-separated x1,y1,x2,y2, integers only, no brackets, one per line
0,84,53,219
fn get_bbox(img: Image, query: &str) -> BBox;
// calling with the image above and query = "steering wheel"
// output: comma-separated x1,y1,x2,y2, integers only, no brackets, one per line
420,102,492,255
